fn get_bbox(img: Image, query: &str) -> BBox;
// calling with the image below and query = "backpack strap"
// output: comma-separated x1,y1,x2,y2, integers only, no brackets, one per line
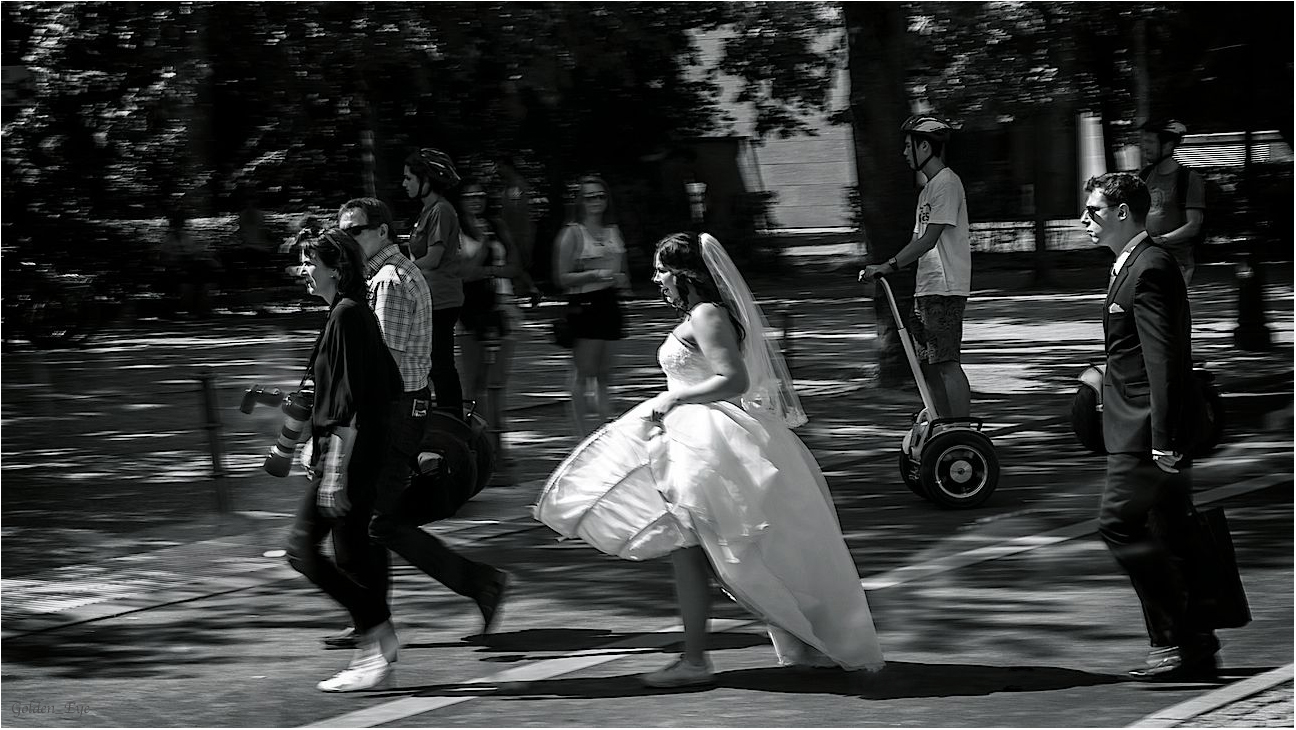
1140,164,1193,211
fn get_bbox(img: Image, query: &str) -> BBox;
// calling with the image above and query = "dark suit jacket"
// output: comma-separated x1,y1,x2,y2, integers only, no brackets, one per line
1103,234,1195,455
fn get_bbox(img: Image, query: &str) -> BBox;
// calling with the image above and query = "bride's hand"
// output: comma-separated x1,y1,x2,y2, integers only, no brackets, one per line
645,392,679,424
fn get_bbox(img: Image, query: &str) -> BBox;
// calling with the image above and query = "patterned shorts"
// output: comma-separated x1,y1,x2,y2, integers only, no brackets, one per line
910,296,966,364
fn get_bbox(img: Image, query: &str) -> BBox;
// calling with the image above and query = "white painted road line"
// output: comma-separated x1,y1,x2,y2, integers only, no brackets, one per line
1127,663,1294,727
863,473,1291,591
306,618,757,729
304,471,1292,729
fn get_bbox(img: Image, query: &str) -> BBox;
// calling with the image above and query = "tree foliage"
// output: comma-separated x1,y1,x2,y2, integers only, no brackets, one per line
3,2,1288,251
3,2,741,224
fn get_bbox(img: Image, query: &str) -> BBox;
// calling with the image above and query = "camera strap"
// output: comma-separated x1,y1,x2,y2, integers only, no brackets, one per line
299,324,327,392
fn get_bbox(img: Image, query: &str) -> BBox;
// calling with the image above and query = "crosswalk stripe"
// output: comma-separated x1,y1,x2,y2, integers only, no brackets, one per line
306,619,756,728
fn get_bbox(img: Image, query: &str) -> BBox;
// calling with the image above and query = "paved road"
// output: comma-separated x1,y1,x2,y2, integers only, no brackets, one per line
1,260,1292,727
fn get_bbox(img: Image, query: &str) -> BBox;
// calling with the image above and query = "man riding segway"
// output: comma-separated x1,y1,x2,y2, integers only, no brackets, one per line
860,115,999,509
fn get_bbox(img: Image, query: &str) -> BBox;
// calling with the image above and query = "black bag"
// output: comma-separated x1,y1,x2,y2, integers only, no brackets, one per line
1185,507,1251,630
1069,364,1225,457
399,411,491,525
1183,369,1226,456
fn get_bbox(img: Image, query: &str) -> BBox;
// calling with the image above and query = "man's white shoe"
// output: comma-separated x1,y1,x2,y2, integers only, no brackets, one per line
640,656,715,688
316,653,394,692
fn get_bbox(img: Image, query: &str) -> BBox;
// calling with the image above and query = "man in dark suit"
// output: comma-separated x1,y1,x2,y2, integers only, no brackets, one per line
1081,172,1217,681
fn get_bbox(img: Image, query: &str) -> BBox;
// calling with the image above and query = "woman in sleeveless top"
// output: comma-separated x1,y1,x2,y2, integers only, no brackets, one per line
457,178,532,466
552,175,632,437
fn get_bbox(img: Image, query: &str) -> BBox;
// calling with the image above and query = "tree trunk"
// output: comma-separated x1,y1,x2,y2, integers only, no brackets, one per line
1132,19,1151,124
843,3,916,387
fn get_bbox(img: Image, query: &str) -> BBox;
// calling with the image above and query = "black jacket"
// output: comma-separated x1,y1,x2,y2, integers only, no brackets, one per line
1102,235,1196,455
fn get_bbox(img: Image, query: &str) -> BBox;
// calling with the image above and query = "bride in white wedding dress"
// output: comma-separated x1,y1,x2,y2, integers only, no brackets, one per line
534,232,884,688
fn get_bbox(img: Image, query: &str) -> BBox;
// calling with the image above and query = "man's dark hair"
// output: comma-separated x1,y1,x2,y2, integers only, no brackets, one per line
1085,172,1151,221
907,134,945,158
339,197,397,246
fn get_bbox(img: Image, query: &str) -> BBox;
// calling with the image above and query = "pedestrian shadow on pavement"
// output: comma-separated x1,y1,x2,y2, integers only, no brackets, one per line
406,628,767,658
393,660,1120,701
722,660,1121,698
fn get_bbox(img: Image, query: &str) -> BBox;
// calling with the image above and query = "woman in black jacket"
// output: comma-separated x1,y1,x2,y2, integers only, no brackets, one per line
286,228,403,692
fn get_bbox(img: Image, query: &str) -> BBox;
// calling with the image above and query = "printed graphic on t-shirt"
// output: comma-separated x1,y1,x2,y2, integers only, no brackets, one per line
1148,187,1169,218
917,202,932,226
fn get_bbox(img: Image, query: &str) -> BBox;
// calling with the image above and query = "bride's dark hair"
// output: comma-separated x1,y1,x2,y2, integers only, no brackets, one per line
654,232,746,344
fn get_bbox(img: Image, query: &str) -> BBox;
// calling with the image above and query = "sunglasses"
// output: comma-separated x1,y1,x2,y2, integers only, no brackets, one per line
461,192,487,199
1082,204,1115,219
583,192,608,201
340,221,382,236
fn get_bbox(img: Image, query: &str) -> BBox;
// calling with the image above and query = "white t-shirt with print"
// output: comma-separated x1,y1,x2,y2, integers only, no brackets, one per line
912,168,971,297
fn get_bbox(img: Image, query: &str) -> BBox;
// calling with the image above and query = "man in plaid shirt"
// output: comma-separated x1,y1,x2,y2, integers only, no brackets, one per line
328,198,509,655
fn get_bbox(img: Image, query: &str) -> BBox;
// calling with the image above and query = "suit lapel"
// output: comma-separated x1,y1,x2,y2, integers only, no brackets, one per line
1105,232,1152,331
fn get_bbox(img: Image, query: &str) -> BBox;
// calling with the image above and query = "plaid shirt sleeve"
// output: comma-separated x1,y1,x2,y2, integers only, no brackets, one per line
369,272,415,354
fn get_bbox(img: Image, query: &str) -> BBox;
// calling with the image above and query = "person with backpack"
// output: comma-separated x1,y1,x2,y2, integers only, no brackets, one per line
1139,119,1206,285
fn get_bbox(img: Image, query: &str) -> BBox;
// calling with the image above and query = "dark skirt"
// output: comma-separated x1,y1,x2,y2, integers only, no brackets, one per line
460,279,505,339
567,286,624,341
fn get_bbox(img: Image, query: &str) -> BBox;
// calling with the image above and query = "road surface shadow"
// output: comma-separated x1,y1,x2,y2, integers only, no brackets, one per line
438,627,768,654
392,660,1124,701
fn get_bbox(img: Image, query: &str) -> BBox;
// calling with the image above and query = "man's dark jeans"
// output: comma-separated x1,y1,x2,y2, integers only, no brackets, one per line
1099,453,1202,648
369,388,488,601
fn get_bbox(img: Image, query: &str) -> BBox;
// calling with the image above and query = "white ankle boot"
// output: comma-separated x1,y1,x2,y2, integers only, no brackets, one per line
316,625,398,693
316,651,394,692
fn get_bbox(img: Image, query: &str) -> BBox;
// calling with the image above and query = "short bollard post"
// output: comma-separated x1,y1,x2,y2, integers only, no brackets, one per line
1233,252,1272,351
781,305,794,373
198,370,233,513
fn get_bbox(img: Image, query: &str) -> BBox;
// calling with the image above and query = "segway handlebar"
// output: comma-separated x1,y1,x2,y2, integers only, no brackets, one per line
867,274,940,419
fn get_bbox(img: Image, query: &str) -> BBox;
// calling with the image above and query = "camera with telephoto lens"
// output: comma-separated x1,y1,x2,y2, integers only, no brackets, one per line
240,385,315,477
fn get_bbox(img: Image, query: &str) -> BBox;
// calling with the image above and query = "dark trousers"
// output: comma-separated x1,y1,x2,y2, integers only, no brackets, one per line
287,474,390,633
1099,453,1201,648
431,307,464,418
369,389,488,601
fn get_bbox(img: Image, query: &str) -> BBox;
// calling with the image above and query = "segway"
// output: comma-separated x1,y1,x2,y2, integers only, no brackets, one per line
400,402,497,525
1070,363,1225,456
870,275,1000,509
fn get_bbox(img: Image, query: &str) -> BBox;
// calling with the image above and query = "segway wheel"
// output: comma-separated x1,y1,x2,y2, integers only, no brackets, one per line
898,450,927,499
919,430,999,509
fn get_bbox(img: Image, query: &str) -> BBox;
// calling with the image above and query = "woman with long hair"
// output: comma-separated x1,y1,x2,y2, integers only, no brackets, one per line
456,177,534,467
536,232,884,688
286,228,403,692
552,175,632,436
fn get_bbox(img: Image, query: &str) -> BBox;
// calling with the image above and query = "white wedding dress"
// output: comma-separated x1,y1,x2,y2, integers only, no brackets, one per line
535,332,884,671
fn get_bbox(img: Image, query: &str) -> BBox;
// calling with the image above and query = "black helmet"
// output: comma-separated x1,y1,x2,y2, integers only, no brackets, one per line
1139,118,1188,139
901,115,953,143
405,147,461,189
